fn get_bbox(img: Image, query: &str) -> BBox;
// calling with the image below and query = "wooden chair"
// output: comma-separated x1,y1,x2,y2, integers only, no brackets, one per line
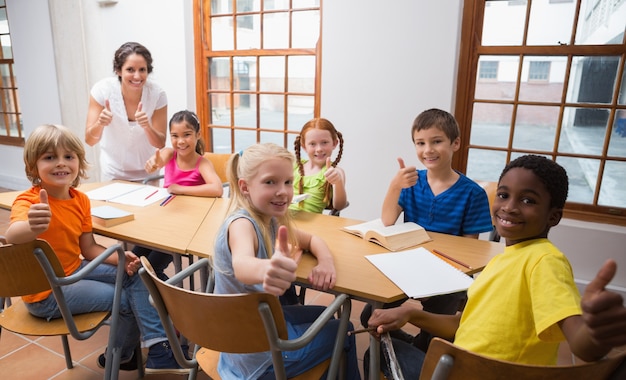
203,152,232,185
0,239,141,380
139,256,353,380
475,180,500,242
419,337,626,380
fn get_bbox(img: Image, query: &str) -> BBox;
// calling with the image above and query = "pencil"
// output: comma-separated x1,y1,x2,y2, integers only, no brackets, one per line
161,194,176,207
144,189,158,200
433,249,473,270
159,195,173,206
347,327,376,336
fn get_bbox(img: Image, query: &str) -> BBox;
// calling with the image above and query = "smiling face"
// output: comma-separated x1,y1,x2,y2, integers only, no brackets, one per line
239,157,294,222
117,53,148,92
170,121,199,158
302,128,337,167
36,148,79,198
412,126,460,170
493,167,562,246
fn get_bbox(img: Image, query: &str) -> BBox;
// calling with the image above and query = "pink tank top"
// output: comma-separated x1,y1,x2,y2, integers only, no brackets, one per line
164,151,206,188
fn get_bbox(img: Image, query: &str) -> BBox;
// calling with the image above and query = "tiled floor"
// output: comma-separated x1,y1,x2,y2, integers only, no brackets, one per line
0,189,623,379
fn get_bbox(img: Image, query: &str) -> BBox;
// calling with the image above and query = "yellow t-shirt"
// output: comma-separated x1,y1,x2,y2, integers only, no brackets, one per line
10,186,92,303
454,239,582,365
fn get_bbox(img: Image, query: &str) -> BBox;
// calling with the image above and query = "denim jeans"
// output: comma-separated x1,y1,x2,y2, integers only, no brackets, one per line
25,260,166,360
132,245,173,281
258,305,361,380
363,337,425,379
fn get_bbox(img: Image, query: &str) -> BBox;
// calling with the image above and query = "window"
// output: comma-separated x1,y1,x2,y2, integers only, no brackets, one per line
193,0,321,153
478,60,499,80
0,0,23,147
455,0,626,225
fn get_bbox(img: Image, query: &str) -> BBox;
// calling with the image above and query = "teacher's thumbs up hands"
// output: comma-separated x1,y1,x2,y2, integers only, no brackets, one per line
98,99,113,127
581,260,626,347
392,157,418,190
28,188,51,235
135,102,150,130
264,225,300,296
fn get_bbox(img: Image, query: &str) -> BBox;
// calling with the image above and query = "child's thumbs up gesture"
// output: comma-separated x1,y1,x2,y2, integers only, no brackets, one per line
135,102,150,130
324,157,343,186
145,148,163,173
28,188,51,235
391,157,418,190
580,260,626,347
263,225,301,296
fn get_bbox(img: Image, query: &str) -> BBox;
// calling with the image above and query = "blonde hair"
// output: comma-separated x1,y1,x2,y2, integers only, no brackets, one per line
23,124,89,187
226,143,297,254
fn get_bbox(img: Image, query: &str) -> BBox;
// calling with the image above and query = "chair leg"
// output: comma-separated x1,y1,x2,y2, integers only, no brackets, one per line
135,344,145,378
60,335,74,369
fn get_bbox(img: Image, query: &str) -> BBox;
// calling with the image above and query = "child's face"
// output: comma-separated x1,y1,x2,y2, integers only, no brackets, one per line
303,128,337,167
170,121,199,157
493,167,562,246
412,127,460,171
117,53,148,90
35,148,79,196
239,158,294,221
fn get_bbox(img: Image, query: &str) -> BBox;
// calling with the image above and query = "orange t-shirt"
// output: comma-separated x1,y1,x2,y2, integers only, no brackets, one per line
10,186,93,303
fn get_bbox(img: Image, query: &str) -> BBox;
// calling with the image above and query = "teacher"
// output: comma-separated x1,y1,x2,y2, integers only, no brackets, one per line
85,41,168,182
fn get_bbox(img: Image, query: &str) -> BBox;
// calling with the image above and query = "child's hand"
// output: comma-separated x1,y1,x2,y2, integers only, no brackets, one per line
135,102,150,130
124,251,141,276
98,99,113,127
145,148,163,173
28,188,51,235
324,157,343,186
308,258,336,291
368,304,412,340
392,157,418,189
581,259,626,347
263,226,300,296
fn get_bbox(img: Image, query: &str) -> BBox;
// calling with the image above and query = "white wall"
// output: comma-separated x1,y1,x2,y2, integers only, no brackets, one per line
2,0,625,294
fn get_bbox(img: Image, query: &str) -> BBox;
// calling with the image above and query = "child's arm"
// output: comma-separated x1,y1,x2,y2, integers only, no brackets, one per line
167,157,224,197
324,157,348,211
229,219,298,296
78,232,141,276
6,189,51,244
295,228,336,291
368,299,461,341
381,157,417,226
145,148,174,174
560,259,626,362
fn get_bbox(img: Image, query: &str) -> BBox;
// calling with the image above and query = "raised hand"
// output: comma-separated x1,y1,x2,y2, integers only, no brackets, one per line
135,102,150,130
145,148,163,173
28,188,51,235
98,99,113,127
581,259,626,347
393,157,418,189
324,157,342,186
263,225,300,296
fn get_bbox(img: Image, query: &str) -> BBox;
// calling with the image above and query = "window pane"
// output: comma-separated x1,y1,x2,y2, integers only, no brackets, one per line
264,0,288,11
209,58,230,91
233,100,257,129
600,160,626,208
519,56,565,102
260,131,285,145
513,105,560,151
211,128,232,152
556,156,597,204
234,129,258,151
609,113,626,157
292,10,319,48
470,103,513,147
482,0,527,46
0,34,11,59
293,0,320,9
237,14,260,49
575,0,626,45
263,12,289,49
287,55,314,93
475,56,518,100
238,0,260,13
558,107,608,155
258,56,284,92
259,94,284,130
566,56,619,105
286,95,313,130
466,149,507,182
527,0,575,46
618,65,626,105
211,16,234,50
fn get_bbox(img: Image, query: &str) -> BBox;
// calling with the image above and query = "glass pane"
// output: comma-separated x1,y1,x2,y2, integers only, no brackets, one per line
513,105,560,151
556,156,597,204
258,56,284,92
234,129,258,151
211,0,231,15
264,0,288,11
263,12,289,49
475,56,518,100
575,0,626,45
470,103,513,147
609,112,626,157
287,55,314,93
566,56,619,105
1,35,11,59
209,58,230,91
482,1,526,46
211,127,232,152
527,0,575,46
211,103,231,126
599,160,626,208
292,10,319,48
236,14,260,49
259,94,284,130
237,0,260,13
466,149,507,183
519,56,566,102
559,107,608,155
211,16,234,50
234,99,257,129
286,95,313,130
293,0,320,9
260,131,286,146
618,65,626,105
2,88,14,112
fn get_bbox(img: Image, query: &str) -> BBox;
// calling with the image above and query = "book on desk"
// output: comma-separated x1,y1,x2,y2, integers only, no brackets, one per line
366,247,473,299
91,205,135,227
340,218,431,251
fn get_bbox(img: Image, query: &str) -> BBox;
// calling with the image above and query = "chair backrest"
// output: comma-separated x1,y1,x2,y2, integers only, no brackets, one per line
420,337,626,380
140,257,288,353
204,152,233,184
475,180,500,242
0,239,66,298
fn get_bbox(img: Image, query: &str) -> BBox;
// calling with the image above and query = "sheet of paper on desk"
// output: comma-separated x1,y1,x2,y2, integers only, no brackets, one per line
85,182,142,201
365,247,473,299
85,183,169,207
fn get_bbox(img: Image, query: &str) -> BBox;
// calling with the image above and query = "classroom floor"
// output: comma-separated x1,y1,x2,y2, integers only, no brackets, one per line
0,188,621,379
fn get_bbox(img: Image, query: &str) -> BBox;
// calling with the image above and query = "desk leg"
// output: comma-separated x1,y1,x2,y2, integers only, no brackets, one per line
369,301,383,380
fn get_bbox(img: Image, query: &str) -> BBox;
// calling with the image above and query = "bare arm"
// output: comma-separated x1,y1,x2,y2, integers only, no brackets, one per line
79,232,141,276
381,158,417,225
325,158,348,211
296,229,336,291
85,97,111,146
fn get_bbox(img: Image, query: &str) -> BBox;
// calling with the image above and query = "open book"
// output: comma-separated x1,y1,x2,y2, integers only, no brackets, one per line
341,218,431,251
85,182,169,207
366,247,474,299
91,205,135,227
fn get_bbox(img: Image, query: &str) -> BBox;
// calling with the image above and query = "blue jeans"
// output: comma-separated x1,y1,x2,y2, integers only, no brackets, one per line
25,260,166,360
132,245,173,281
258,305,361,380
363,337,425,379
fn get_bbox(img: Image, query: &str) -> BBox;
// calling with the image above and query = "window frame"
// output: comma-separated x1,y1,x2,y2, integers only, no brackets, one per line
0,2,23,147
